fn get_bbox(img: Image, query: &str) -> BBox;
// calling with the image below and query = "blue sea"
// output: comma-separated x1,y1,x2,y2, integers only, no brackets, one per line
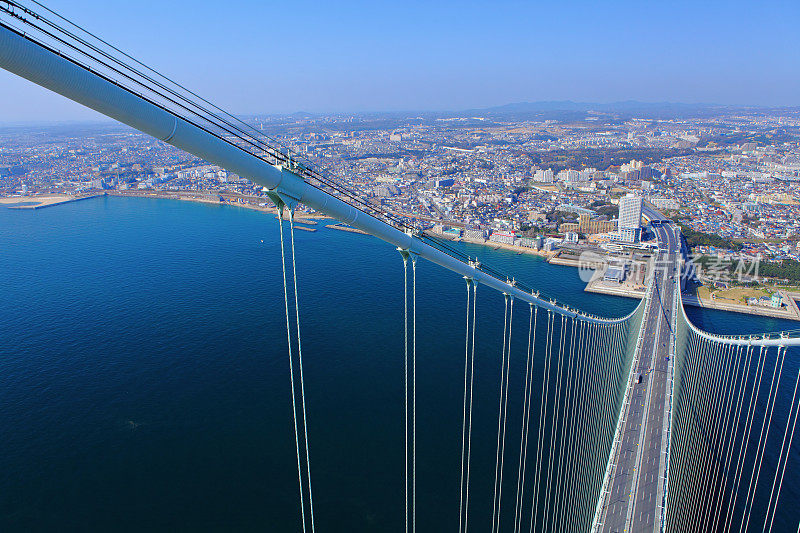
0,196,797,531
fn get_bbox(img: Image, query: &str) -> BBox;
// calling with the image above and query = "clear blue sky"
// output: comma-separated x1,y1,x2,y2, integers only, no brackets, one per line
0,0,798,122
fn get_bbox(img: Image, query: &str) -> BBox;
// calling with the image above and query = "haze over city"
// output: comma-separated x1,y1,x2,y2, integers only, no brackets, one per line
0,0,798,123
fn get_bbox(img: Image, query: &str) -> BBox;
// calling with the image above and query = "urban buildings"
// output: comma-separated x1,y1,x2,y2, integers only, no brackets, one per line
618,194,643,243
3,106,800,266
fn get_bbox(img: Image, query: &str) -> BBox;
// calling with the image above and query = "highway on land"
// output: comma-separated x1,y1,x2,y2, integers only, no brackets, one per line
598,207,680,532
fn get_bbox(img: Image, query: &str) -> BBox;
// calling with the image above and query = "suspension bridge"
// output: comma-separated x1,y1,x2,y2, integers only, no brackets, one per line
1,2,799,531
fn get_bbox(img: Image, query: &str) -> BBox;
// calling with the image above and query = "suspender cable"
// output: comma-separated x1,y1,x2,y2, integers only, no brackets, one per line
705,343,744,531
690,338,727,527
741,346,786,533
491,294,510,533
712,344,753,533
542,314,567,531
493,295,514,533
530,310,554,532
512,305,533,532
725,345,767,533
564,319,587,532
709,342,744,528
764,362,800,533
464,282,478,533
278,207,311,533
412,256,418,533
513,304,538,533
459,279,473,533
699,339,733,527
553,315,577,532
400,250,410,533
399,253,419,533
288,210,316,533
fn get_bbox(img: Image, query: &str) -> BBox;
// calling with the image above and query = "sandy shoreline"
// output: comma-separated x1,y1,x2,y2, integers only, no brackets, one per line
457,234,555,260
107,190,328,223
0,193,103,209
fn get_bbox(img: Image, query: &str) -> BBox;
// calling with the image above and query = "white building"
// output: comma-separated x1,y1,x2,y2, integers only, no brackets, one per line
489,230,516,245
619,194,643,243
534,169,554,183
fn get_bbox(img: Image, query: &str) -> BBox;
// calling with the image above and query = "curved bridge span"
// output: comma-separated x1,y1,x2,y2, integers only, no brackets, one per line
1,3,799,531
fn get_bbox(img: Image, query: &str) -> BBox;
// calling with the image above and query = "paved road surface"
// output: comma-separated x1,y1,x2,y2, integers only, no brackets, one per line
598,209,679,532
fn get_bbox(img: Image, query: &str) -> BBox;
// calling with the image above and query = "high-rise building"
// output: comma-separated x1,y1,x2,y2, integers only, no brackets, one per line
534,169,554,183
619,194,643,243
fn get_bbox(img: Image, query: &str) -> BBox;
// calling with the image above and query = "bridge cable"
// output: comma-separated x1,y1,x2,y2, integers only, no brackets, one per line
458,279,479,532
712,344,753,533
677,332,706,532
667,329,695,532
676,329,705,532
0,1,574,309
288,210,316,533
1,2,498,259
277,207,312,533
458,279,472,533
530,310,554,532
701,338,738,531
724,345,767,533
574,320,597,532
693,336,725,528
597,321,618,528
553,314,577,531
764,361,800,533
713,341,745,527
690,337,727,529
706,343,745,531
401,251,409,533
513,304,538,533
491,293,509,532
741,345,786,533
511,304,534,533
563,318,587,532
580,319,603,532
401,254,418,533
412,256,418,533
542,314,567,530
597,321,616,528
493,294,514,532
583,320,605,530
599,321,620,529
689,334,716,531
464,282,478,533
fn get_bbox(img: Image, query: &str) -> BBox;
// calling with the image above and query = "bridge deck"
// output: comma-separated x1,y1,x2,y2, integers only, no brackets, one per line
598,215,678,532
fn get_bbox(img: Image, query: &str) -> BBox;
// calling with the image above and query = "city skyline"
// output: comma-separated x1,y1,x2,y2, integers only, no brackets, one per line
0,0,798,122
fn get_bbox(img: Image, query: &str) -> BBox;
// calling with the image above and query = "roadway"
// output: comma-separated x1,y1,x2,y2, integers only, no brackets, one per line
598,207,680,532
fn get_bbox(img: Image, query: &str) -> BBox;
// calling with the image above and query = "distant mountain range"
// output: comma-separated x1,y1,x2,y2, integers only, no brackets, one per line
461,100,798,120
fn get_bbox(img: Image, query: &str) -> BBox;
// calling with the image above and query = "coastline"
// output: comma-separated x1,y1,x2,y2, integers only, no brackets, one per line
457,234,555,260
5,190,798,322
107,190,328,223
681,293,800,321
0,192,104,209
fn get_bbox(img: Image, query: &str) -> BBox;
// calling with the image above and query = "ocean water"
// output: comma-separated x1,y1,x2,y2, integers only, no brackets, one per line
0,196,796,531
